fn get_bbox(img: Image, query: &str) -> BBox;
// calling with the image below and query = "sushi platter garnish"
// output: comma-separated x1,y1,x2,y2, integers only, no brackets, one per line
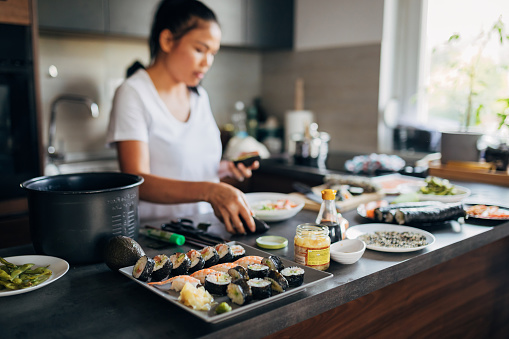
119,241,333,323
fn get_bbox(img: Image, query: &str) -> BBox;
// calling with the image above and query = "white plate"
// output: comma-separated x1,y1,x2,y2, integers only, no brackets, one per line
245,193,305,222
0,255,69,297
345,224,436,253
398,183,471,203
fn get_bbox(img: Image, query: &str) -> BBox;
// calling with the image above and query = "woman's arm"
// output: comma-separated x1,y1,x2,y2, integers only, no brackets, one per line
116,140,255,234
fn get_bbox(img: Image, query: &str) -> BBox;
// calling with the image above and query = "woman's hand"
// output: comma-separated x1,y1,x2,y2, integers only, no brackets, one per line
206,182,256,234
219,160,260,182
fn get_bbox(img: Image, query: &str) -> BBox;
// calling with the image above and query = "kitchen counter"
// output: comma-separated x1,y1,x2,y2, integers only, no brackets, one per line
2,180,509,338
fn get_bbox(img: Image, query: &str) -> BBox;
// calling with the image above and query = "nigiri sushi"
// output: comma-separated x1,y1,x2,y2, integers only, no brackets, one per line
148,275,201,292
190,268,220,284
209,262,238,273
234,255,263,269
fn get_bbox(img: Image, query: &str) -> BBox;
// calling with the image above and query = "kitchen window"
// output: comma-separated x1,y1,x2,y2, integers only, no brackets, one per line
379,0,509,153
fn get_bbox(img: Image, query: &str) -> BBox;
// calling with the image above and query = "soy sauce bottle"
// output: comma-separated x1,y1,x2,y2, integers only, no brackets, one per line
316,189,342,243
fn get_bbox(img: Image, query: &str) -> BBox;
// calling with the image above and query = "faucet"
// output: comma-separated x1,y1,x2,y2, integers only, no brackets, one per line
47,94,99,161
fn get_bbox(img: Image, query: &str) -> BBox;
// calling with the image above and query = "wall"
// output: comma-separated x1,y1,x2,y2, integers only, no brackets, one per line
259,0,384,154
37,35,262,158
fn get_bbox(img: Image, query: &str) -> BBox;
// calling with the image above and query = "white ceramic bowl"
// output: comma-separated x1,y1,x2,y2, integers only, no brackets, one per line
330,239,366,264
245,192,305,222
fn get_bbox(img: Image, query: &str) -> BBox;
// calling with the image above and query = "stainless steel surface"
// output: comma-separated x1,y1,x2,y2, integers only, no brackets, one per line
47,94,99,163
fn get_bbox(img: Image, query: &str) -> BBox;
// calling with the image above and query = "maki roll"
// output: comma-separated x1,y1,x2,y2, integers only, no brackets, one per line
186,249,205,274
151,254,172,282
228,265,248,280
374,201,444,222
227,279,252,305
200,246,219,268
261,255,285,272
394,202,466,225
266,270,289,293
247,278,272,300
247,263,269,279
215,243,233,264
204,271,232,295
169,252,191,276
230,244,246,260
281,266,305,287
132,255,155,282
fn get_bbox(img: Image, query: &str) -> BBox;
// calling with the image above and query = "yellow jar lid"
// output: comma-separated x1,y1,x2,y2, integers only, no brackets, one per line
321,189,337,200
256,236,288,249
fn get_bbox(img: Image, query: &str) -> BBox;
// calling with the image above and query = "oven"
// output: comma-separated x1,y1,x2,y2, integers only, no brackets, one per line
0,22,41,202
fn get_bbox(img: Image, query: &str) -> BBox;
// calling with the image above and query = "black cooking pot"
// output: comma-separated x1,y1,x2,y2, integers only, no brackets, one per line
21,172,144,264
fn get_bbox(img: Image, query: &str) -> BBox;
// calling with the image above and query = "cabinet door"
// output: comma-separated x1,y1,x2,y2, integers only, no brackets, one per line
201,0,246,46
0,0,30,26
246,0,293,49
38,0,106,33
108,0,160,37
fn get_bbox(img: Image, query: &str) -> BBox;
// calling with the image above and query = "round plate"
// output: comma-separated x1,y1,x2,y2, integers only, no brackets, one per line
345,224,435,253
398,183,471,203
256,236,288,249
0,255,69,297
245,193,305,222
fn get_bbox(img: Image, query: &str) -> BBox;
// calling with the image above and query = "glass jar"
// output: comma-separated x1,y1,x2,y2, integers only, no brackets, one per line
294,223,330,271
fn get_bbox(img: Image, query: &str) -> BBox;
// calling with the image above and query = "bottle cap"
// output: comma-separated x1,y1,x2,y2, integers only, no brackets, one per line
321,189,337,200
169,233,185,246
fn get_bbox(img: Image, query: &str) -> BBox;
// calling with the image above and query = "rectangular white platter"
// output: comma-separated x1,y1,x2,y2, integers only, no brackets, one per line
119,241,333,323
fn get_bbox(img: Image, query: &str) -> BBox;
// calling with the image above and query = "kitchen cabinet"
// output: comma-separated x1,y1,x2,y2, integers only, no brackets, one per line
38,0,106,34
0,0,31,25
37,0,293,49
108,0,160,37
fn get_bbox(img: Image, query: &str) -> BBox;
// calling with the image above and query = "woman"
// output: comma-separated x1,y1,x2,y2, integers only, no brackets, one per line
107,0,258,233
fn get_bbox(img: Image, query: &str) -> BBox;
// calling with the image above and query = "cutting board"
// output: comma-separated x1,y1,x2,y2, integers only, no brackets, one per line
289,186,385,213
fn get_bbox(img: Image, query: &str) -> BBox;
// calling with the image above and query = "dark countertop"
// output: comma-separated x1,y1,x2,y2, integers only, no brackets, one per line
2,180,509,338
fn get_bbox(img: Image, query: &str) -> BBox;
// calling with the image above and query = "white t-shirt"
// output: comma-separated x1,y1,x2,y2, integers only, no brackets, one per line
106,69,222,222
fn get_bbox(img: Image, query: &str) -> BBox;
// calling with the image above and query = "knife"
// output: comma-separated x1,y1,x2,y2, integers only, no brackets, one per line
292,182,323,204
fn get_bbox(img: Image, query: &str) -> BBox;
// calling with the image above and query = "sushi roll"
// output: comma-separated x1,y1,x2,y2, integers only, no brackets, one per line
230,244,246,260
266,270,289,293
151,254,172,282
200,246,219,268
247,278,272,300
280,266,305,287
132,255,155,282
247,263,269,279
215,243,233,264
204,271,232,295
234,255,263,269
261,255,285,272
228,265,248,280
169,252,191,276
227,279,252,305
186,249,205,274
148,275,201,292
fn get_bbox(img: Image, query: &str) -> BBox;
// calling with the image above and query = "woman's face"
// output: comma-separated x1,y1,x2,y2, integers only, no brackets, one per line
162,21,221,87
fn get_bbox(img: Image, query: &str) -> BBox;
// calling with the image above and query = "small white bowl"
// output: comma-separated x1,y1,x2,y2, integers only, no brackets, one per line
330,239,366,264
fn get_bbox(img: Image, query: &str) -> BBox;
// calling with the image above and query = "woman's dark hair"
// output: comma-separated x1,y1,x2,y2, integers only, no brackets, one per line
149,0,218,60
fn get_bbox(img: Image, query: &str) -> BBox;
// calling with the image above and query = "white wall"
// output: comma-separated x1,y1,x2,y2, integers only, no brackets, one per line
295,0,384,50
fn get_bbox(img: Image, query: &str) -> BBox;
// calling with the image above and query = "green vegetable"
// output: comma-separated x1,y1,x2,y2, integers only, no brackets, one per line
215,302,232,314
419,176,457,196
0,257,53,291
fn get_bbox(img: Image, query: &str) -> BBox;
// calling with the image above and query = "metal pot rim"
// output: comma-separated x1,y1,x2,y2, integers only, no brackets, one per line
20,172,144,194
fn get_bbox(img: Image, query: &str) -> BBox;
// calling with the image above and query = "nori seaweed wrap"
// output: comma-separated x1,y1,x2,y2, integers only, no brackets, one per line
394,202,466,225
132,255,155,282
151,254,172,282
227,278,252,305
266,270,289,293
186,249,205,274
204,271,231,295
281,266,305,287
247,263,269,279
200,246,219,268
169,252,191,276
247,278,272,300
375,201,444,222
228,265,248,280
215,243,233,264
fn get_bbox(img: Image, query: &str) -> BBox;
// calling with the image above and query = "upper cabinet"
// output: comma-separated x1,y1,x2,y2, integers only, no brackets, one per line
38,0,106,34
37,0,293,49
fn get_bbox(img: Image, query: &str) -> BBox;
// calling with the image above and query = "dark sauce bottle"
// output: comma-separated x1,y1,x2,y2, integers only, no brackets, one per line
316,189,347,243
